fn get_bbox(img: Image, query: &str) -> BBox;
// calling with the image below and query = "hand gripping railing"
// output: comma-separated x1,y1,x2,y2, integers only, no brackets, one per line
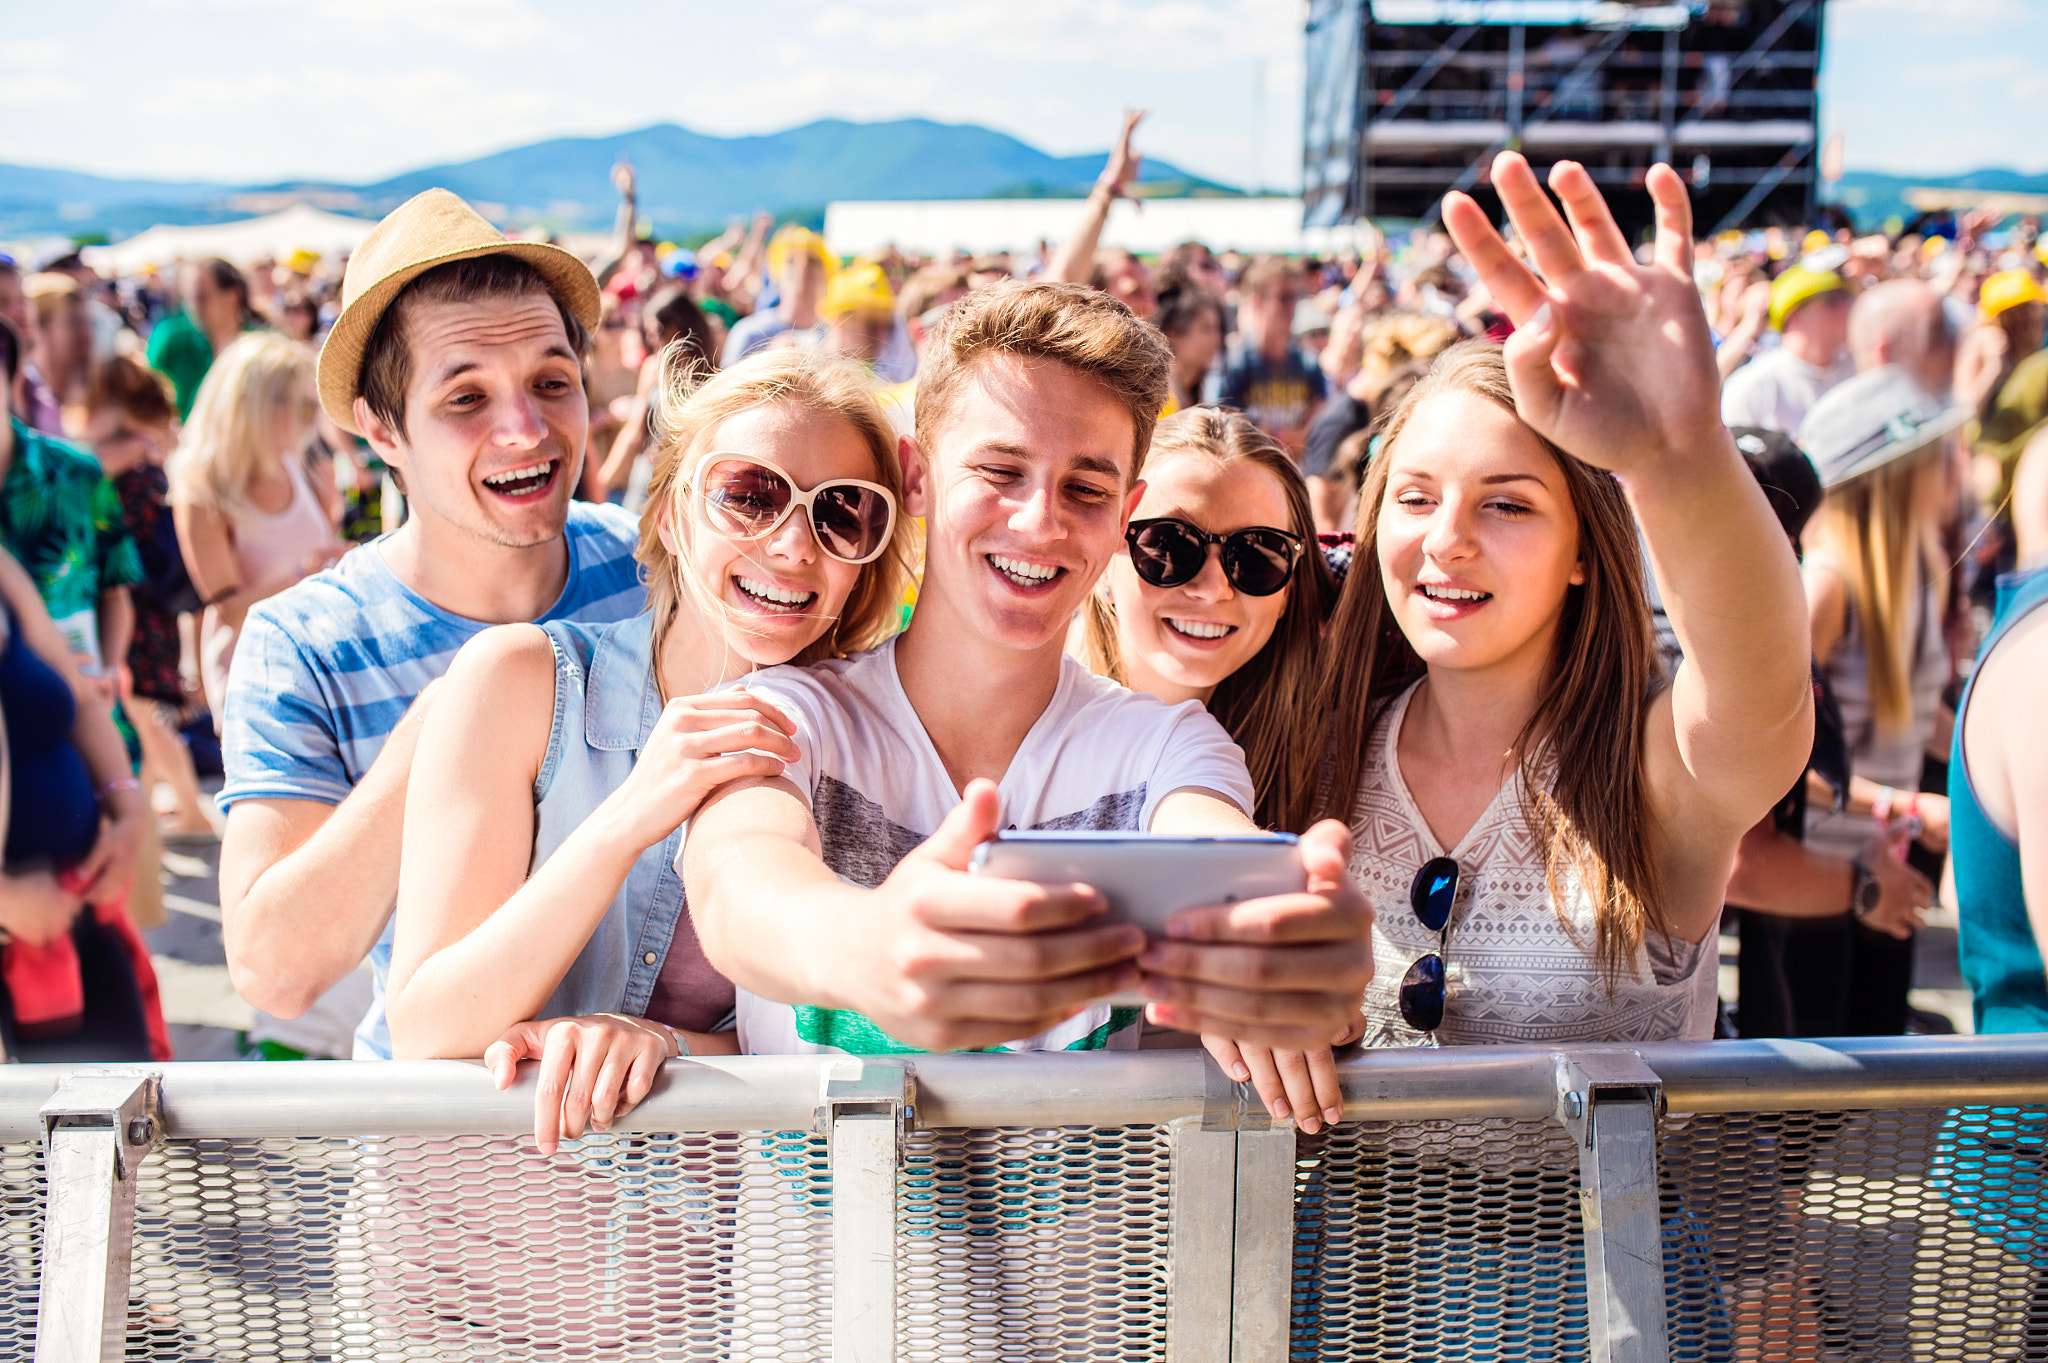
8,1036,2047,1363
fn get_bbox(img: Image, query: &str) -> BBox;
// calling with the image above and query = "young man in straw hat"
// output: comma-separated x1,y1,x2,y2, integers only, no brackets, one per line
217,189,646,1059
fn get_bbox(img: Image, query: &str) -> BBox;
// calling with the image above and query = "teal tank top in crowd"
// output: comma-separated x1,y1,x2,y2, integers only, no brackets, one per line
1950,566,2048,1034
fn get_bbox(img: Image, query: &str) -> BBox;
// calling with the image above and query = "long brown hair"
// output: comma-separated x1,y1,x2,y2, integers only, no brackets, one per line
1314,342,1667,980
1080,409,1337,831
636,346,917,667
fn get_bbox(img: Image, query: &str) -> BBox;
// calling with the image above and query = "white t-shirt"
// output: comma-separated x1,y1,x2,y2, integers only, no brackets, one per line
727,636,1256,1056
1719,346,1853,434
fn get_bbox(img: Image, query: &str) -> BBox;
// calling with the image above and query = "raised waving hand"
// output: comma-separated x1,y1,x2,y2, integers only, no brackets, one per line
1442,154,1722,481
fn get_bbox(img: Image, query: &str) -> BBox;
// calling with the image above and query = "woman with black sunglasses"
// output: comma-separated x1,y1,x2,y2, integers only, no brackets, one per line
1076,407,1337,835
384,347,916,1152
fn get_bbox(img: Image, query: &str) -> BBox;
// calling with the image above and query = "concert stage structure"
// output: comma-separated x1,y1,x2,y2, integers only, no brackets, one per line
1303,0,1827,237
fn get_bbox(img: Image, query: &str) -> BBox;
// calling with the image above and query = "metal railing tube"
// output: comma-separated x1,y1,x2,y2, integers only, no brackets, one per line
1639,1035,2048,1112
4,1036,2044,1143
903,1050,1209,1127
0,1057,833,1140
1332,1044,1562,1122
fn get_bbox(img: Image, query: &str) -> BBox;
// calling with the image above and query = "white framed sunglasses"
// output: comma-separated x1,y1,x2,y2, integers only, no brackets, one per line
690,451,899,566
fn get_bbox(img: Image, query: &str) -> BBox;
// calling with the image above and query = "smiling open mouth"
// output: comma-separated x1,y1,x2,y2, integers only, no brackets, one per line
1165,618,1235,640
481,460,559,498
735,575,816,611
988,554,1062,589
1419,584,1492,604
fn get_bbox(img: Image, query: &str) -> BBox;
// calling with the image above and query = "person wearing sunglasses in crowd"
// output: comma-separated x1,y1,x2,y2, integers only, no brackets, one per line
1075,407,1337,837
385,347,915,1150
1224,155,1812,1141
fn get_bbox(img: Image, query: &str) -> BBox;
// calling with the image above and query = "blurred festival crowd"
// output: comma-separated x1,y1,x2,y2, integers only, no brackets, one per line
1,116,2042,1071
6,101,2048,1355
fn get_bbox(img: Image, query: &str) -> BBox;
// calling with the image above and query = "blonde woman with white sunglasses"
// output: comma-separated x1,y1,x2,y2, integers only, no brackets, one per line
385,346,915,1151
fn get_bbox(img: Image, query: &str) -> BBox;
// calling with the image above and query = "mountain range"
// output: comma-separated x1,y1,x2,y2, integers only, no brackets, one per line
7,117,2037,244
0,119,1233,242
1829,169,2048,231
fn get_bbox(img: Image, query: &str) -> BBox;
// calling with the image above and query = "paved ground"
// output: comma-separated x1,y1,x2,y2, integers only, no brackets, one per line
143,778,1976,1059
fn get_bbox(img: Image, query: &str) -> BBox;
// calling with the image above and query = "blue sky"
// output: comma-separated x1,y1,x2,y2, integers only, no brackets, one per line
3,0,2042,189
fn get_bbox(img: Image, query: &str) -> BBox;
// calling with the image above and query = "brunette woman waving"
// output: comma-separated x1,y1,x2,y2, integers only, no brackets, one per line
1217,154,1813,1115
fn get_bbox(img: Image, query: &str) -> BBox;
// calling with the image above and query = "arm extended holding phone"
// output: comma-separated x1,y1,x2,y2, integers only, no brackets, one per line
970,832,1307,1004
686,778,1373,1061
971,828,1367,1133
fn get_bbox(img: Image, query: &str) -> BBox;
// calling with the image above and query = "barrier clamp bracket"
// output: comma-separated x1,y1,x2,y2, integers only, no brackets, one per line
1556,1049,1666,1149
816,1058,916,1146
1555,1049,1670,1363
36,1069,165,1363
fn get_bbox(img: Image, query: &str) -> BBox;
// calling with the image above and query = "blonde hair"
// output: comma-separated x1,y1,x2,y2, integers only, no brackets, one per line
1079,409,1337,831
1808,452,1940,733
636,346,917,666
914,281,1172,478
168,333,316,515
1313,342,1666,983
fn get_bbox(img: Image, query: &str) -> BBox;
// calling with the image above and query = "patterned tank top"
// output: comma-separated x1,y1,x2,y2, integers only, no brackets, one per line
1349,682,1719,1047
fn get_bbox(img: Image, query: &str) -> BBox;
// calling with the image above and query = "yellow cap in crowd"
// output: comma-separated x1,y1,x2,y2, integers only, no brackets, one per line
1979,268,2047,321
767,225,835,277
823,261,896,319
1768,264,1847,332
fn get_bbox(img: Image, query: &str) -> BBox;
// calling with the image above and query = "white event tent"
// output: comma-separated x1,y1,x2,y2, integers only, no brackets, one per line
82,204,378,274
824,197,1375,259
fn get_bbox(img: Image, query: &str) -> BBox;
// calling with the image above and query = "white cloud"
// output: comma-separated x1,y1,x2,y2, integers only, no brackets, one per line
1827,0,2026,33
36,0,2047,194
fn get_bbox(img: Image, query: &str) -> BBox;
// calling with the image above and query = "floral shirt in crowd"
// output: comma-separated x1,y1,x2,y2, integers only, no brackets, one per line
0,417,142,667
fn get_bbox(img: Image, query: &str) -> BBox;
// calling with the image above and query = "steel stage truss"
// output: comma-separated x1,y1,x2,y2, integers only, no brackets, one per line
1305,0,1826,239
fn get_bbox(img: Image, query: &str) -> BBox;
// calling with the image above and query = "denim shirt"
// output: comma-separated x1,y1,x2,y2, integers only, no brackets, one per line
532,611,690,1022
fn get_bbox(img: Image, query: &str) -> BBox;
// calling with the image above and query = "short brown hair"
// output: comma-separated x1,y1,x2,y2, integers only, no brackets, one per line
1238,255,1299,298
898,265,970,323
913,281,1171,478
86,354,177,428
358,254,591,440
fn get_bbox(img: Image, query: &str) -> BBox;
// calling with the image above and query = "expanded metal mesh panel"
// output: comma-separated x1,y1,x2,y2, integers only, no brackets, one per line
0,1142,40,1354
10,1130,832,1362
1289,1117,1589,1361
898,1124,1172,1362
1663,1105,2048,1363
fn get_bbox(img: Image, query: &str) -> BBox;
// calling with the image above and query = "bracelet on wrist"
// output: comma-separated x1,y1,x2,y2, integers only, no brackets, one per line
97,775,142,804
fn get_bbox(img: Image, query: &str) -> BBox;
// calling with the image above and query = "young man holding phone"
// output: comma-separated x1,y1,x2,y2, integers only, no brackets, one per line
685,283,1372,1131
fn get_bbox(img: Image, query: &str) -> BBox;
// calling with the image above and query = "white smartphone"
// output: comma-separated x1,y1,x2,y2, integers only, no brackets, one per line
969,831,1307,1006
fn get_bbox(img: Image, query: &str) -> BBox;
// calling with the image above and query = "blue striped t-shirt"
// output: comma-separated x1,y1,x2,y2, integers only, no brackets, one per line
219,500,648,1058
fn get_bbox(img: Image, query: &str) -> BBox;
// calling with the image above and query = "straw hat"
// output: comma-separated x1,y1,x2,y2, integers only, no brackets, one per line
316,188,600,433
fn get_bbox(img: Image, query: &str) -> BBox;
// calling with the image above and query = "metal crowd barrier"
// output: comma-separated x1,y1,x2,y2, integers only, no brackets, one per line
7,1036,2046,1362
